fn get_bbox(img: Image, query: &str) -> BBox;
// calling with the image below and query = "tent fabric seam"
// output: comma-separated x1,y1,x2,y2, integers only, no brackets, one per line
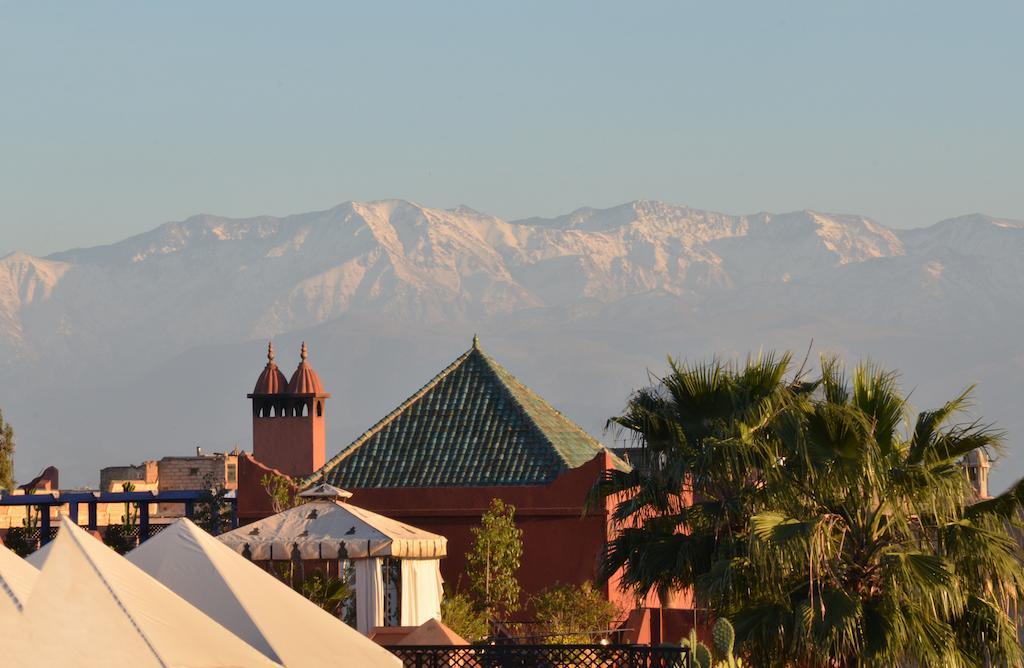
182,526,282,664
1,580,22,612
67,529,168,668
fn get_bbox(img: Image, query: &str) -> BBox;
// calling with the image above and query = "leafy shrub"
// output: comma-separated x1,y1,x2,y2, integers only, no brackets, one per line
531,581,620,644
441,590,489,643
297,570,353,618
3,526,37,557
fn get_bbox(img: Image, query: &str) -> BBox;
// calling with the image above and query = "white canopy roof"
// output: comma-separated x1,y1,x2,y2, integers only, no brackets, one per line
0,543,37,615
298,482,353,500
219,499,447,560
128,518,401,668
0,519,280,667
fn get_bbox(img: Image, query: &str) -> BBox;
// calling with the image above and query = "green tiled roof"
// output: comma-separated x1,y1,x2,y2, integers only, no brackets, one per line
303,338,627,488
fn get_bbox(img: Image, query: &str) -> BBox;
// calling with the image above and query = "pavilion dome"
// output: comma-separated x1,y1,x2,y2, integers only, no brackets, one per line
253,342,288,395
287,342,325,395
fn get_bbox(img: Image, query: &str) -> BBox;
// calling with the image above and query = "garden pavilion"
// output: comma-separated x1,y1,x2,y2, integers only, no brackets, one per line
219,482,446,634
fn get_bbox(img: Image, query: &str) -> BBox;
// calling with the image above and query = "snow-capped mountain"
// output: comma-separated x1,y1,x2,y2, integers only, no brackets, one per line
2,200,1023,489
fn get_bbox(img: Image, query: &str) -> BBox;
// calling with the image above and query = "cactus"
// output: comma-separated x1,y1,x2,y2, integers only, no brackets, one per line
681,627,712,668
683,618,741,668
711,617,741,668
712,617,734,656
695,643,712,668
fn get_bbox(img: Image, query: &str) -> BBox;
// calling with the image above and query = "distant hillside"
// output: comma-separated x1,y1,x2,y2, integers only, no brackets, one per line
3,200,1023,490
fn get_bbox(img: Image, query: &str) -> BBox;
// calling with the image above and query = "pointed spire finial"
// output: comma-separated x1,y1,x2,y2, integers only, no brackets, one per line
300,341,308,362
472,333,480,350
267,341,275,362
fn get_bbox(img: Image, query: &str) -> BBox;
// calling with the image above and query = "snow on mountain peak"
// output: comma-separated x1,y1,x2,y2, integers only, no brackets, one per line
6,198,1024,489
0,199,1008,370
900,213,1024,258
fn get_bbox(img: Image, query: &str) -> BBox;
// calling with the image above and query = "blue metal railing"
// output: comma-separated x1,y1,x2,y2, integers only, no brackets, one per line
0,489,238,543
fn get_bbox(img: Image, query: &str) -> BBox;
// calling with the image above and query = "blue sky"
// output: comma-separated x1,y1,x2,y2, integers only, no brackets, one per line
1,1,1021,255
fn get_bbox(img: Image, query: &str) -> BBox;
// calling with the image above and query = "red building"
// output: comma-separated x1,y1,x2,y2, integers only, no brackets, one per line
247,341,330,478
237,338,693,641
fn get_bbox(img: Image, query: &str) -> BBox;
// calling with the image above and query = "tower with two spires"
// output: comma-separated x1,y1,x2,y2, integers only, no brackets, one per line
247,342,331,478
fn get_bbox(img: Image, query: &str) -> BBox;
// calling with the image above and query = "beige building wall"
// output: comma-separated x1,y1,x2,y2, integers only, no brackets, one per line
1,451,241,531
99,461,158,492
156,451,238,515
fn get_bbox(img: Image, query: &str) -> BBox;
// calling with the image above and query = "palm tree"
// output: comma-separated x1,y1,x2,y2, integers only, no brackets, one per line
593,354,1024,667
591,353,809,602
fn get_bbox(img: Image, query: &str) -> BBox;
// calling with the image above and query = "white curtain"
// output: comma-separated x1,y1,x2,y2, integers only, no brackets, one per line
399,559,443,627
354,557,384,635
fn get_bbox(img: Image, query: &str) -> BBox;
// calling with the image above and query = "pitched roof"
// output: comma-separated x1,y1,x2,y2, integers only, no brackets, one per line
0,543,37,614
127,519,401,667
218,499,447,559
397,618,469,646
304,338,625,488
12,520,279,667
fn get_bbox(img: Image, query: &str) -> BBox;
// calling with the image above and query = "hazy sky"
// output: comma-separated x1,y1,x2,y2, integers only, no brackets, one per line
1,2,1021,256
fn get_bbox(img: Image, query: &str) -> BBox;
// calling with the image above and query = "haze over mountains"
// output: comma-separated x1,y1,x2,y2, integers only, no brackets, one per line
3,199,1024,490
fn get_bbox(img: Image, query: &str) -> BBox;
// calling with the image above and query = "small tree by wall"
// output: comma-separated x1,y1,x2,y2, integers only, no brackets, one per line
3,486,37,556
260,472,298,513
193,473,232,534
465,498,523,622
0,409,15,493
104,481,140,554
296,570,353,620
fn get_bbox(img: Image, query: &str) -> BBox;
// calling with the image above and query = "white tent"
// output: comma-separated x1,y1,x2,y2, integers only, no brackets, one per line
0,519,281,667
24,538,51,568
219,485,446,634
0,543,37,615
128,518,401,668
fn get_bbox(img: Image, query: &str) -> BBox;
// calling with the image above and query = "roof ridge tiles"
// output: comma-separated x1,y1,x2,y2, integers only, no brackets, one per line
300,347,475,487
304,339,628,490
472,349,570,468
474,348,610,469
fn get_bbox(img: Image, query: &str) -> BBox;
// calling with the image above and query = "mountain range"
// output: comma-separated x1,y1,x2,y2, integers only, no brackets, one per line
3,199,1024,490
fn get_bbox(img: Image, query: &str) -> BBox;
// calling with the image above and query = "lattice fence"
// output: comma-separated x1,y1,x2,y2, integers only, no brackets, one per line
388,644,689,668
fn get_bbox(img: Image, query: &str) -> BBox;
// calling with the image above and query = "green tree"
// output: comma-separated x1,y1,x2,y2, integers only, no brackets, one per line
465,498,523,621
0,409,15,492
531,581,620,644
3,485,37,556
260,472,298,513
193,473,232,534
104,481,140,554
295,570,353,618
592,354,1024,667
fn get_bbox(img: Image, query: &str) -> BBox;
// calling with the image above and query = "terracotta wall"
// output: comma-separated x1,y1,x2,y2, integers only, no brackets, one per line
252,412,325,478
346,453,615,616
237,451,691,618
236,453,298,519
